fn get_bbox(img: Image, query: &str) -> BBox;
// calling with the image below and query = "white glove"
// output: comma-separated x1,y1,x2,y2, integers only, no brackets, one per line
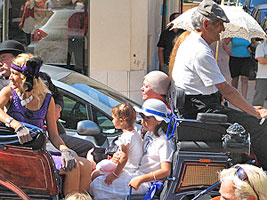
15,125,33,144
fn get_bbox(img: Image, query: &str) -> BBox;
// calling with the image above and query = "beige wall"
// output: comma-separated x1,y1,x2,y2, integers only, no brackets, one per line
90,0,131,70
89,0,180,103
90,0,149,103
90,0,148,71
130,0,148,71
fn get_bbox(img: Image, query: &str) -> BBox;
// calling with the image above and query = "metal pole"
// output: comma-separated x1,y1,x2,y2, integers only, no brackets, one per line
2,0,9,42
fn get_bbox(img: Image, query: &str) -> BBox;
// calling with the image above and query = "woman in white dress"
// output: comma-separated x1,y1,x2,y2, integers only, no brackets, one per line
90,98,174,200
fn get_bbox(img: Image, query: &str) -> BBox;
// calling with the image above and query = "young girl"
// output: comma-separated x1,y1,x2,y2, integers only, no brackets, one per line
90,99,174,200
89,103,143,185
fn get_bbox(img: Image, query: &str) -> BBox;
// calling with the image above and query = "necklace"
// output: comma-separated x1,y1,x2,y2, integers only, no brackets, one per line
17,91,33,106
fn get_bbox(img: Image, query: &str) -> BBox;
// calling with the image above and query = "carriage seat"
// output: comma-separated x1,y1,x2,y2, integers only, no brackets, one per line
0,124,59,199
0,144,60,199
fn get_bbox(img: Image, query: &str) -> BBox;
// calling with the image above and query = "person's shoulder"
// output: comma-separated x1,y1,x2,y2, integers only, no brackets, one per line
160,28,172,36
124,129,139,137
0,86,12,94
257,41,266,48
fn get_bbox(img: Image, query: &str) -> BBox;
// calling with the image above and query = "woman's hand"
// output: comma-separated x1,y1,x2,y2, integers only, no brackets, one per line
61,149,77,171
15,125,33,144
128,176,143,190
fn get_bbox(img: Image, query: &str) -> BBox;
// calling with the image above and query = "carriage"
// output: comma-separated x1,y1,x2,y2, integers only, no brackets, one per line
0,88,252,200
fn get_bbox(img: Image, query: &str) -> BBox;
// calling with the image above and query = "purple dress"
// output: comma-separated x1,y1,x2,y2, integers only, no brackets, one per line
7,88,51,129
7,88,62,171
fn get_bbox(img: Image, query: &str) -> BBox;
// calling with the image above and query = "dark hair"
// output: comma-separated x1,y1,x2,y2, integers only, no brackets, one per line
111,103,136,129
169,12,180,22
154,121,169,137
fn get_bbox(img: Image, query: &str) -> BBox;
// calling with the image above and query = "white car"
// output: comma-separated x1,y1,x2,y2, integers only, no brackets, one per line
27,9,87,64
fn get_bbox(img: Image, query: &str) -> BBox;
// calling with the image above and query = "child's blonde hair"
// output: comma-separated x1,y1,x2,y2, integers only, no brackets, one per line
65,192,92,200
111,103,136,129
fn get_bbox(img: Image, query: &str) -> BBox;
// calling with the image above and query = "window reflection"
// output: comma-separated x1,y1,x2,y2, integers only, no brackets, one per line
8,0,88,74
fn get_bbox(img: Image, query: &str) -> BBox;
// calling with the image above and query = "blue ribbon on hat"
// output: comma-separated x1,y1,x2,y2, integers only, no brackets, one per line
166,115,179,140
141,107,177,140
141,107,168,118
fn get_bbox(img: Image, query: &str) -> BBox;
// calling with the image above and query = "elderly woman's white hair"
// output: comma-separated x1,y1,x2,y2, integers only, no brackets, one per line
219,164,267,200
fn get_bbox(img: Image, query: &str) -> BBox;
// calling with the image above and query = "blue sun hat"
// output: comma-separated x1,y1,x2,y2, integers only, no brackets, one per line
134,99,171,123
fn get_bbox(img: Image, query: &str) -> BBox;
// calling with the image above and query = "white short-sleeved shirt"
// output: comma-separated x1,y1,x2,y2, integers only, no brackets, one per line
172,32,226,95
90,129,175,200
255,40,267,79
115,129,143,172
139,129,175,174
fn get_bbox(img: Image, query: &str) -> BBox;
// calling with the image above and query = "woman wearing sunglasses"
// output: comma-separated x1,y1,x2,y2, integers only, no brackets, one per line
218,164,267,200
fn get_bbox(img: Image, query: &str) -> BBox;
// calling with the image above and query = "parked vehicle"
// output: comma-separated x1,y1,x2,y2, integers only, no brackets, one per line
261,16,267,30
243,0,266,14
251,4,267,24
41,64,141,148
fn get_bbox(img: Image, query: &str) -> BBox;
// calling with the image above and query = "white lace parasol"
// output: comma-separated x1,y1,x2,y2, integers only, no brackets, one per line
170,6,266,41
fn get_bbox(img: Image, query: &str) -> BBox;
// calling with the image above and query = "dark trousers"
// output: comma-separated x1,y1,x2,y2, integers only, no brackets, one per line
25,33,31,46
184,93,267,170
67,36,85,74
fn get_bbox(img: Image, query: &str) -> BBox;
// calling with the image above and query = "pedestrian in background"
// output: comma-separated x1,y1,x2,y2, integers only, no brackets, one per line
222,37,252,99
66,0,88,74
252,28,267,107
157,12,184,74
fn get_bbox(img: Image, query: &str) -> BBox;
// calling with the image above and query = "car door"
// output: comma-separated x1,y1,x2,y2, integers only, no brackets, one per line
58,88,121,146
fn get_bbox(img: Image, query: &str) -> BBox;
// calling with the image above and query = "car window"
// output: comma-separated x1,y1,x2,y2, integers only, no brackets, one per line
60,95,88,130
91,106,120,135
58,73,141,108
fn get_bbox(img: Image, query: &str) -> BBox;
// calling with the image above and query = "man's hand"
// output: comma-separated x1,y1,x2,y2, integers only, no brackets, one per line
257,108,267,119
254,106,264,111
128,176,142,190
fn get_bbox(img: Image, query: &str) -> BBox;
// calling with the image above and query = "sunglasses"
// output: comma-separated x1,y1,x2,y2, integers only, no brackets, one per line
235,166,259,200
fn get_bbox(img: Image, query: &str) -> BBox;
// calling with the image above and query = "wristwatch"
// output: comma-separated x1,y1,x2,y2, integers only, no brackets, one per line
5,117,14,127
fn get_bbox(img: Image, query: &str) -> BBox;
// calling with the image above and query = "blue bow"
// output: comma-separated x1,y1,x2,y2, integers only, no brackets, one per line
142,181,163,200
